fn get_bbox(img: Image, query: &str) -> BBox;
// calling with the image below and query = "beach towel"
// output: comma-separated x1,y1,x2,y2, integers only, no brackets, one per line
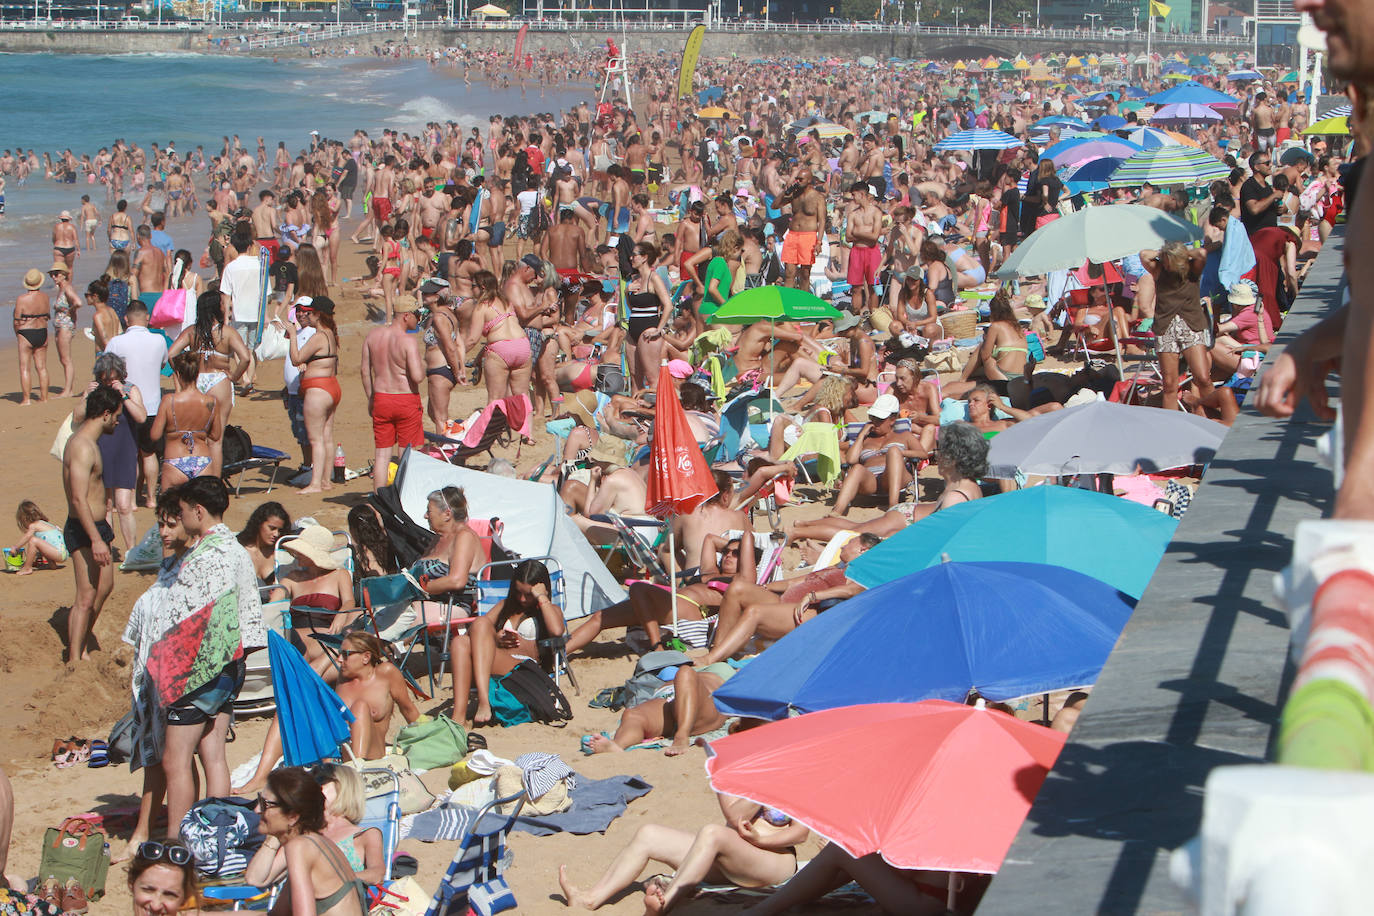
780,422,843,484
463,395,532,446
403,775,652,842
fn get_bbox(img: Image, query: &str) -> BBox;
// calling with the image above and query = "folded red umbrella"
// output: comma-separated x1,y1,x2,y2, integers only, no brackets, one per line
645,362,716,520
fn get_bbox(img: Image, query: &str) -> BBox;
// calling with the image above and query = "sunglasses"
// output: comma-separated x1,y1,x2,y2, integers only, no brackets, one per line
338,649,365,660
138,841,192,867
254,794,282,812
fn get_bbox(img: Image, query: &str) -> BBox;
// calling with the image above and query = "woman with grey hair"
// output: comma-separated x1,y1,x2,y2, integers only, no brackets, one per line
790,421,989,543
71,351,149,550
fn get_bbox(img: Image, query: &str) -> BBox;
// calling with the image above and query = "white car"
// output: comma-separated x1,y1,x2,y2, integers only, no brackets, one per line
1105,26,1127,37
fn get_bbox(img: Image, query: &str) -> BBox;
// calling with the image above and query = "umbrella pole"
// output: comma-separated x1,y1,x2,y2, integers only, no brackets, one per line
668,515,679,634
947,873,958,911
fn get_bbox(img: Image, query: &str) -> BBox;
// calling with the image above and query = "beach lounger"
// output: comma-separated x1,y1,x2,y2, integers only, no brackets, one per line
423,791,528,916
222,444,290,497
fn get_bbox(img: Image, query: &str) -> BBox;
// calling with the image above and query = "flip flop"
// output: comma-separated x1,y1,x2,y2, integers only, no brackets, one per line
87,740,108,768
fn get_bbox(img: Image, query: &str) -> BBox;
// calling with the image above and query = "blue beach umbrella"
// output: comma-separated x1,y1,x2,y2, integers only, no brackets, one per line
1041,135,1142,168
932,128,1022,151
697,86,725,104
1124,126,1184,149
846,487,1177,600
1031,115,1091,131
712,562,1135,720
267,630,355,767
1092,114,1128,131
1145,82,1238,107
1060,156,1126,194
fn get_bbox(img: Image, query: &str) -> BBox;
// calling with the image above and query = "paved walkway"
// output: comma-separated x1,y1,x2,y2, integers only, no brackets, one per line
977,230,1347,915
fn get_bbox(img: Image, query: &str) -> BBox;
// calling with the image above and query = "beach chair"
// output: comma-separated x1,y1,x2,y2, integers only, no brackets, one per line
233,595,290,717
422,411,510,467
423,791,528,916
221,427,290,497
474,556,578,696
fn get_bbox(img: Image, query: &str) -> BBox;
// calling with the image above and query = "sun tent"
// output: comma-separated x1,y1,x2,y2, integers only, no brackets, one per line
393,449,625,620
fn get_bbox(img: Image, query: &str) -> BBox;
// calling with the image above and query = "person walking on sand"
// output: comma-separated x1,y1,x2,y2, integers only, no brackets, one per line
361,296,424,492
14,269,51,406
52,210,79,273
62,385,121,664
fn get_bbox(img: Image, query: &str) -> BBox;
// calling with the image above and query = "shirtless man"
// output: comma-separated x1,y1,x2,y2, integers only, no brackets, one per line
484,178,509,271
547,210,594,275
372,155,397,226
52,211,79,272
859,133,887,200
361,296,425,491
623,131,649,190
63,385,121,664
1251,91,1276,153
553,167,598,232
584,663,737,755
79,196,100,252
836,135,861,192
132,225,167,309
607,165,632,239
846,182,884,314
251,190,280,262
778,172,826,290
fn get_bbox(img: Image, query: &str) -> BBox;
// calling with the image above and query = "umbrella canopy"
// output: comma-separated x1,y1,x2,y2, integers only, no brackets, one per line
1032,116,1090,130
846,487,1178,600
1041,136,1142,168
985,400,1226,478
1145,82,1237,107
932,129,1022,151
267,630,355,767
1123,126,1185,149
1107,146,1230,187
706,701,1066,872
996,204,1201,278
1226,69,1264,81
856,109,889,123
791,120,852,139
1323,102,1353,120
1092,114,1128,131
857,55,878,67
1059,157,1126,194
997,61,1017,72
711,561,1135,720
1304,116,1351,136
696,86,724,104
1150,102,1224,124
695,106,735,120
708,285,841,324
645,362,716,520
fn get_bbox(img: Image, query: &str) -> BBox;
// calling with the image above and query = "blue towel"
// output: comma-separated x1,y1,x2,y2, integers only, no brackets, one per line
1216,216,1257,295
511,774,652,837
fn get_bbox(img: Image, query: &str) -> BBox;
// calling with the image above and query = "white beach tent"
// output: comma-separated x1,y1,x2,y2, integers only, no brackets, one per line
392,449,626,620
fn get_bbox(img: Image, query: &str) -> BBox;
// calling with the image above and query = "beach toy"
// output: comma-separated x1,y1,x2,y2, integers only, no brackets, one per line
3,549,22,569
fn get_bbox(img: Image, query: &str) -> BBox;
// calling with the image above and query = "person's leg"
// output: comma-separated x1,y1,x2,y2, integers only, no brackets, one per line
654,824,799,911
788,515,858,543
90,554,115,648
1158,351,1181,413
557,823,696,909
196,710,232,799
449,631,474,727
300,388,331,494
832,465,876,516
0,766,17,889
16,340,32,405
703,601,799,664
346,696,375,758
34,342,50,402
140,449,158,508
161,721,205,839
67,547,98,664
483,351,508,404
509,358,534,406
231,716,283,794
469,615,500,726
628,582,704,649
427,373,453,433
884,446,909,506
55,327,75,397
738,844,863,916
713,581,777,643
664,667,726,756
113,487,137,551
565,599,639,654
115,763,166,864
588,697,667,754
775,357,822,398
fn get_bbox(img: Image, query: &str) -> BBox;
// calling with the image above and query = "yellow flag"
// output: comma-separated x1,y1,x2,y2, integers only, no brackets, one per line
1150,0,1171,17
677,25,705,100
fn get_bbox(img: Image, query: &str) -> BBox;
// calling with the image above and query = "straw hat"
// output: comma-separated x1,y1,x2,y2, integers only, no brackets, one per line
22,269,44,290
393,296,420,314
48,261,70,276
283,524,339,570
1228,282,1258,307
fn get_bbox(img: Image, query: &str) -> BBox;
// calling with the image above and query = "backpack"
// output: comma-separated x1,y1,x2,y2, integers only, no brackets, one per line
208,215,236,264
179,797,262,878
697,138,716,172
37,818,111,900
621,650,692,709
485,660,572,726
221,425,252,468
530,200,551,236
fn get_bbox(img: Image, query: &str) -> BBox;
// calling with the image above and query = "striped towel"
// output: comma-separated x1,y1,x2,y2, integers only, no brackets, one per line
515,753,576,799
665,617,714,649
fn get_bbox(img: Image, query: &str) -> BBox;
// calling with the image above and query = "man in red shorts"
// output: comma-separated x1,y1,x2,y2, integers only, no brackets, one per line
845,181,884,314
361,295,425,491
778,171,827,290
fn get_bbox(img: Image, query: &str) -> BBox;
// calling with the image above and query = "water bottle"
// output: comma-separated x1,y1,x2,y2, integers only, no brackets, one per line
332,444,346,484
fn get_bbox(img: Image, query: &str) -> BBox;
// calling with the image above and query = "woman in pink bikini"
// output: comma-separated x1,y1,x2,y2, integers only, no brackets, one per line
378,224,402,323
466,270,533,405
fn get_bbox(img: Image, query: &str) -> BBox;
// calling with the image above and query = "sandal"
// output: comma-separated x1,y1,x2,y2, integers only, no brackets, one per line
87,739,108,769
465,733,488,753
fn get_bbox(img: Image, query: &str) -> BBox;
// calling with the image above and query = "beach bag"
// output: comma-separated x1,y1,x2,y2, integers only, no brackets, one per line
179,797,261,878
255,319,290,362
350,755,435,816
149,288,188,329
467,876,517,916
222,425,252,467
105,711,136,764
488,660,572,726
37,818,110,900
368,875,430,916
394,715,468,772
49,413,78,461
622,650,691,708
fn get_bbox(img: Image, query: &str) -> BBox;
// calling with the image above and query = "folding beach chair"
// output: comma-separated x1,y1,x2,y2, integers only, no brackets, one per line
422,411,510,466
423,791,528,916
474,556,578,696
221,426,289,497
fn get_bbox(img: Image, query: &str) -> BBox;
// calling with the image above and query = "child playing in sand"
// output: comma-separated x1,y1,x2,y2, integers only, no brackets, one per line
10,500,67,575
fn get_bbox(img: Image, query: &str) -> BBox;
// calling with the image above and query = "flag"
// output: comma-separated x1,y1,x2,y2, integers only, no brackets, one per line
512,23,528,67
1150,0,1171,17
677,24,705,100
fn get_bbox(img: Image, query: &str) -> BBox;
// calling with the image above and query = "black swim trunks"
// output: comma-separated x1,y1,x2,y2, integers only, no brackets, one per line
165,658,246,727
63,516,115,553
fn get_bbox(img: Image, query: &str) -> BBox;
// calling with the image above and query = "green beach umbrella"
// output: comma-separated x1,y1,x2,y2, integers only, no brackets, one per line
1106,147,1230,188
1304,116,1350,136
708,285,841,324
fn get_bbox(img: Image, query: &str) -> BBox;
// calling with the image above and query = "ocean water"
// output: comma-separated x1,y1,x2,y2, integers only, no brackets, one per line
0,52,586,337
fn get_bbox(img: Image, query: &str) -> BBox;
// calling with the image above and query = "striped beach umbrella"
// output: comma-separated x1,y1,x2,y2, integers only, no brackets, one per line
1107,147,1230,188
1124,126,1185,149
1323,102,1353,120
932,129,1023,152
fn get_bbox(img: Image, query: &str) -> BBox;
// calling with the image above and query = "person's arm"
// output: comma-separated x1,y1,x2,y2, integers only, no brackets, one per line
651,273,673,330
1244,184,1281,217
405,329,426,387
1284,241,1300,295
148,397,170,444
242,836,288,888
389,666,422,723
119,383,148,425
286,323,315,369
360,337,374,405
684,246,712,288
423,531,477,596
532,578,565,638
353,828,385,887
844,425,871,464
737,816,812,851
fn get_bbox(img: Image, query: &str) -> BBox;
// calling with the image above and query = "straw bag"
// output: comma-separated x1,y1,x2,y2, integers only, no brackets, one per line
939,310,979,341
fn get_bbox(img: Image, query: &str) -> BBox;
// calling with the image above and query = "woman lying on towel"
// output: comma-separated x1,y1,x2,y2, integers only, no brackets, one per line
233,633,420,794
448,559,566,728
558,789,810,912
565,531,758,655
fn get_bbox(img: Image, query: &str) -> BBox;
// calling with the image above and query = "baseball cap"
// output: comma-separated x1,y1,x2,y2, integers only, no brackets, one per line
667,359,693,379
420,277,450,295
520,254,544,274
310,295,335,315
834,311,864,332
293,295,314,310
867,393,901,421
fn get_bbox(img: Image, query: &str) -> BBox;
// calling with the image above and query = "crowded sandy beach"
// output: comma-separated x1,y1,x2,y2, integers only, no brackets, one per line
0,12,1365,915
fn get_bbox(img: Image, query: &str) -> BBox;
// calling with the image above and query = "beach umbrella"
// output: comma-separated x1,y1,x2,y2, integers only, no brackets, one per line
925,61,944,72
1323,102,1353,120
1280,147,1316,167
709,285,840,324
1092,114,1128,131
1041,135,1142,168
1107,146,1230,187
846,487,1178,600
998,60,1017,72
856,110,889,124
267,630,355,767
1226,69,1264,81
790,120,852,139
997,204,1200,279
1060,157,1127,194
1032,115,1090,130
695,106,735,120
932,129,1022,152
1123,126,1185,149
644,361,717,629
696,86,724,104
985,401,1225,479
1145,82,1237,107
858,55,878,67
1149,102,1224,125
1304,116,1351,136
471,2,509,13
706,701,1066,873
711,562,1135,720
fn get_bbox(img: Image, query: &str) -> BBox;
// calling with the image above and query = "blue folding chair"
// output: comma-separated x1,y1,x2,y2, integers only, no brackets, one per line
475,557,578,696
423,792,528,916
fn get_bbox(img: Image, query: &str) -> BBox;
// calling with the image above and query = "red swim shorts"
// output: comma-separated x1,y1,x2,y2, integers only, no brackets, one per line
781,230,818,266
847,243,881,287
371,392,423,449
373,196,393,223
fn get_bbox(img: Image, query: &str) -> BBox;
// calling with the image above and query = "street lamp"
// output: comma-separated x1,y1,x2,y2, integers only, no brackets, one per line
1083,12,1101,30
1017,9,1029,27
986,0,991,29
914,1,920,29
952,4,962,28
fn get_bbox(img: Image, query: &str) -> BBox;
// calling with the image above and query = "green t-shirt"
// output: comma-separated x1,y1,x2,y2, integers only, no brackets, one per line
702,256,732,314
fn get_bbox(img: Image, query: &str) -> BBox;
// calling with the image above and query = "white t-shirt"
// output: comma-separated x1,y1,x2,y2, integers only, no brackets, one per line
516,189,539,216
104,325,168,414
220,253,263,325
282,326,316,395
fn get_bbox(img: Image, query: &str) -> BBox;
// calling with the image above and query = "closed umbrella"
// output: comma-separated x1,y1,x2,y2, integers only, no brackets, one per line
267,630,355,767
932,129,1022,151
985,400,1226,479
706,701,1066,873
996,203,1200,279
1107,146,1230,187
845,487,1178,600
645,361,717,630
711,561,1135,720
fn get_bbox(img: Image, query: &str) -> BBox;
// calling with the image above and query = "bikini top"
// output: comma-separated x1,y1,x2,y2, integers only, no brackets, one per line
291,592,343,613
482,310,515,335
304,334,337,363
169,397,214,451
